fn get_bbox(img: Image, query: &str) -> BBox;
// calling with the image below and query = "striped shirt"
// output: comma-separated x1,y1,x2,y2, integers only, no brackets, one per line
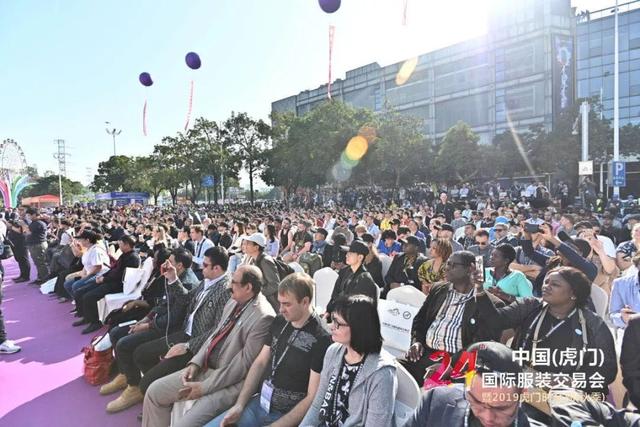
424,285,474,353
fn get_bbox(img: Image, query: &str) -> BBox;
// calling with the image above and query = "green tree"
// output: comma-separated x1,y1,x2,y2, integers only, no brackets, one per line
91,155,138,192
369,107,432,187
223,112,271,206
21,175,85,199
434,121,481,183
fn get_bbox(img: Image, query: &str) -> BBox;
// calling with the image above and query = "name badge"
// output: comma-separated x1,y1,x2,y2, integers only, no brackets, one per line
260,380,274,413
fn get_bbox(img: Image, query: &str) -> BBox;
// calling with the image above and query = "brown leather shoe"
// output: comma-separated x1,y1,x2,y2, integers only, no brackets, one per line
106,385,143,413
99,373,127,396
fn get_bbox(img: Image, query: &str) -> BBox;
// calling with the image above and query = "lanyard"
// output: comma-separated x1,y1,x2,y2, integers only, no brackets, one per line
530,307,576,354
271,314,313,378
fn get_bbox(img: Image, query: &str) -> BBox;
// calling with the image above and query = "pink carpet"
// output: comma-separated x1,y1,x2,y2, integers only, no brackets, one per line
0,260,141,426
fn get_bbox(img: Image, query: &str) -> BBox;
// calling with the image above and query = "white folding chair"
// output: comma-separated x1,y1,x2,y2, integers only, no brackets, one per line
378,299,420,357
380,254,393,280
97,257,154,323
313,267,338,313
394,363,421,426
288,262,305,273
591,284,609,320
387,286,426,308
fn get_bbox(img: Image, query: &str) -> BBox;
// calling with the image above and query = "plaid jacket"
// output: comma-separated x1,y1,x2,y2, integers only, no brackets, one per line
166,274,231,354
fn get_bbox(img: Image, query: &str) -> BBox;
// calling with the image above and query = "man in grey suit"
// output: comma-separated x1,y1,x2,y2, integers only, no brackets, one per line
106,246,232,414
142,264,275,427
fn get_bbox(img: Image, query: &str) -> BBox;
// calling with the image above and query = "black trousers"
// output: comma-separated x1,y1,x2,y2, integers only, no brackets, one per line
111,325,165,386
81,281,122,323
14,251,30,280
133,330,193,393
398,346,440,385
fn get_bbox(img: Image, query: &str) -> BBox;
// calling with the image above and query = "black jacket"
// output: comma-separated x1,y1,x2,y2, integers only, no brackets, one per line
326,264,378,313
405,384,543,427
411,282,504,352
476,294,617,395
622,317,640,408
384,252,426,291
365,256,385,288
101,250,141,287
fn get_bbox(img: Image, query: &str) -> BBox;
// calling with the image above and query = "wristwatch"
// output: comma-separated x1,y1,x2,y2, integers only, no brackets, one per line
184,342,190,351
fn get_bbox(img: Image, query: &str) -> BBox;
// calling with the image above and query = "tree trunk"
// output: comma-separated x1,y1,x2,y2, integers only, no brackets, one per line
249,162,255,206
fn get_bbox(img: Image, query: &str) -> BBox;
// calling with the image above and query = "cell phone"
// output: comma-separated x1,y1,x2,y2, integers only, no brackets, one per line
524,223,540,233
475,256,484,283
119,319,137,328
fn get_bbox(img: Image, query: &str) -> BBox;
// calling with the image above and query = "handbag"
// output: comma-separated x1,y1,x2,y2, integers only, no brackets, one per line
103,303,148,327
0,239,14,260
81,334,113,385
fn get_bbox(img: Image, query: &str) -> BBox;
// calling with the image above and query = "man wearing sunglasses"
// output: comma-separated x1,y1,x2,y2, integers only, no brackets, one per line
401,251,503,385
469,230,493,268
405,341,544,426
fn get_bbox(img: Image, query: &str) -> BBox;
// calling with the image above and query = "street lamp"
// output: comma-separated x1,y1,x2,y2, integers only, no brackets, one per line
105,121,122,156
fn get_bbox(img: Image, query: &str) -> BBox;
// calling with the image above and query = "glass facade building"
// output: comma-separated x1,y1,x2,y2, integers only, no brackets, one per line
577,2,640,126
272,0,640,147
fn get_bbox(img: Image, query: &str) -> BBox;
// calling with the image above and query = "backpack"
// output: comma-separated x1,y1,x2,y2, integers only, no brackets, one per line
273,257,295,279
298,252,324,277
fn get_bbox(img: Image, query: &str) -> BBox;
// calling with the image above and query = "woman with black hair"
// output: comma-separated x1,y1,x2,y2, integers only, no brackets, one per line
475,267,617,399
301,295,396,427
483,243,533,303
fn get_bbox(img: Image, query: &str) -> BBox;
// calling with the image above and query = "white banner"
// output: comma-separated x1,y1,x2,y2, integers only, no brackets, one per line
378,299,419,353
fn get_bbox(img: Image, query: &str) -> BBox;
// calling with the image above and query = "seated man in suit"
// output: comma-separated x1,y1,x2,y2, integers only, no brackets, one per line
401,251,503,385
142,265,276,427
104,246,231,413
72,234,141,334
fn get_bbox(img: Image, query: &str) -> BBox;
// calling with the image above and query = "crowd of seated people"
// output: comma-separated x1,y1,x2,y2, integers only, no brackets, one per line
1,191,640,426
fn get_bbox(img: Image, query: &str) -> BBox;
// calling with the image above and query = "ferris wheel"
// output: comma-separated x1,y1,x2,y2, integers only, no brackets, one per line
0,139,28,176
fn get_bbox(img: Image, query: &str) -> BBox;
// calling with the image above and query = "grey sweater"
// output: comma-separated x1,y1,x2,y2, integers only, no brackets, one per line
301,343,397,427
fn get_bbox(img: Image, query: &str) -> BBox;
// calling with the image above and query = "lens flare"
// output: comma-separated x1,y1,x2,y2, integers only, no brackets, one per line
332,162,351,182
345,135,368,161
340,151,359,168
506,110,537,177
395,57,418,86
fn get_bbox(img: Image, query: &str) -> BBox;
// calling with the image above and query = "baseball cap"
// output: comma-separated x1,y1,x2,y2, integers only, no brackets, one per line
343,240,369,256
244,233,266,248
467,341,522,374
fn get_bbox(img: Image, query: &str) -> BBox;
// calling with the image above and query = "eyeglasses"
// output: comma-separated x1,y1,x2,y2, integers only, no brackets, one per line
330,315,350,329
495,229,506,233
446,260,468,268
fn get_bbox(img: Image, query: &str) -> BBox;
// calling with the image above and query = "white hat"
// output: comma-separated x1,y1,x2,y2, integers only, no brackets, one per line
244,233,266,248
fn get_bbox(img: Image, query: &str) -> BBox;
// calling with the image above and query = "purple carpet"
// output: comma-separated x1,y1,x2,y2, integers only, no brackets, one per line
0,260,141,427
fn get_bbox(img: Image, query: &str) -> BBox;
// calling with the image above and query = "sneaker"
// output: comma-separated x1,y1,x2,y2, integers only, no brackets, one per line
0,340,21,354
106,386,144,413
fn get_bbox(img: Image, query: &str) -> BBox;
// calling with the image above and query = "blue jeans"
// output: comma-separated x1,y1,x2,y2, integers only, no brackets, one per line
63,273,98,299
204,396,284,427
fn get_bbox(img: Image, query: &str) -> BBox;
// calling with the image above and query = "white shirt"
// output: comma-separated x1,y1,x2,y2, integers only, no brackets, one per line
81,244,110,275
185,274,227,336
193,237,214,268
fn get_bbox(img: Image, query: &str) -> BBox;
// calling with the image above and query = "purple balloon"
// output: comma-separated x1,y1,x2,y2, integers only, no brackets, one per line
319,0,341,13
185,52,201,70
139,72,153,87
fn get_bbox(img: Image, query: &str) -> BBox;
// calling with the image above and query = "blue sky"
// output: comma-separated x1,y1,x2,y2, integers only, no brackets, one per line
0,0,604,186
